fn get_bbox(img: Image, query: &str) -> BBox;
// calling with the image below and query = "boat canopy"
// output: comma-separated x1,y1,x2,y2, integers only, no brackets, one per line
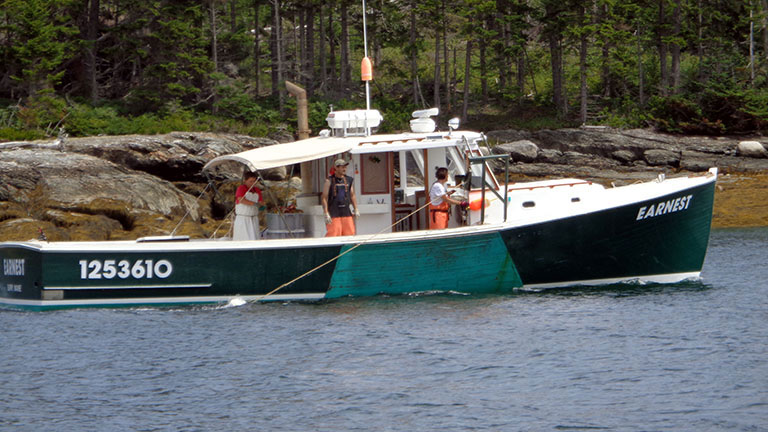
203,136,353,172
203,131,483,172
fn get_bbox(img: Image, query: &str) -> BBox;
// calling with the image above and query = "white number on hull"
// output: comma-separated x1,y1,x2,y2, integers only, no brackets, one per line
79,259,173,280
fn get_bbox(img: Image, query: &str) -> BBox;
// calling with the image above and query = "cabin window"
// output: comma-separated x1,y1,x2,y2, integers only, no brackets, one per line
522,201,536,208
361,152,389,194
571,197,581,203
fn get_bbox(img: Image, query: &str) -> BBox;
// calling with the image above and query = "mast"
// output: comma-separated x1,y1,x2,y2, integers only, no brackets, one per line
361,0,373,135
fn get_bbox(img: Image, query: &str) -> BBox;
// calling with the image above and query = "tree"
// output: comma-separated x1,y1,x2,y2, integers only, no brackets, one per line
209,0,220,114
130,1,212,110
2,0,80,98
541,0,568,117
83,0,100,103
340,0,350,90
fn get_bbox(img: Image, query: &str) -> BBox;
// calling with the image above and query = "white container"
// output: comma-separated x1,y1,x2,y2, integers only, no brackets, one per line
326,109,382,130
265,213,306,238
410,117,436,133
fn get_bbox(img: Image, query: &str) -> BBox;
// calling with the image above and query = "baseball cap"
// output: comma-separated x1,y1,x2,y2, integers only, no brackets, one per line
334,158,349,167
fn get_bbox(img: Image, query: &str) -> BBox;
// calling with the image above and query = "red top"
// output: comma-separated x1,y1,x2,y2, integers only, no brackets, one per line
236,184,262,204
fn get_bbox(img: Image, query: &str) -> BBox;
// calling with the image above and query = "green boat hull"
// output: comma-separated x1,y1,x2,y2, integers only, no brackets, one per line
0,180,714,310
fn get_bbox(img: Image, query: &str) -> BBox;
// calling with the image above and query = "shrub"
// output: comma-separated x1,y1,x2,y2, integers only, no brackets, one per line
65,105,122,136
0,127,45,141
16,93,68,134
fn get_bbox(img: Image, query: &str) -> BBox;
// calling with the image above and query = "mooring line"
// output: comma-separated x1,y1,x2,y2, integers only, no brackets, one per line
254,199,435,302
170,182,212,237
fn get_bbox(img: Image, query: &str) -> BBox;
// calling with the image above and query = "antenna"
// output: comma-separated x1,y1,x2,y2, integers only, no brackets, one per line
361,0,373,135
362,0,370,111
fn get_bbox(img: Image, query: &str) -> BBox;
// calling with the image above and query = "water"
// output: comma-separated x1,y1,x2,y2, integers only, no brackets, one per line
1,228,767,431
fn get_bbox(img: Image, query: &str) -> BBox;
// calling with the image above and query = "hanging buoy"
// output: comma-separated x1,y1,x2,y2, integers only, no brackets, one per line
361,57,373,81
469,198,491,211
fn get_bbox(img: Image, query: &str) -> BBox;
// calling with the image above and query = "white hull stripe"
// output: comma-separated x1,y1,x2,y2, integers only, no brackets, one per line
43,284,213,290
1,272,703,307
522,271,701,290
0,293,326,307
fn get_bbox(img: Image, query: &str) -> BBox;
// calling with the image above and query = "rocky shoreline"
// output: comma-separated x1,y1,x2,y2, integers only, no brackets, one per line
0,128,766,241
485,127,768,229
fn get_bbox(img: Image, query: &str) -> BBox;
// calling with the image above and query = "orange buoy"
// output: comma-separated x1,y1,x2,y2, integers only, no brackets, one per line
469,198,491,211
361,57,373,81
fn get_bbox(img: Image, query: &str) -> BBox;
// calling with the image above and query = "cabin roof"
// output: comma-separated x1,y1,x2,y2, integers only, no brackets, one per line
203,131,483,172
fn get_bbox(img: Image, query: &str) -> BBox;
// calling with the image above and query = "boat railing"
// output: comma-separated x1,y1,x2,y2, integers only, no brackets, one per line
467,153,510,224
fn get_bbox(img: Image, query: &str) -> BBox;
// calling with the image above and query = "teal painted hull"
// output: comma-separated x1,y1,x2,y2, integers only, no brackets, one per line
0,178,715,310
326,232,522,298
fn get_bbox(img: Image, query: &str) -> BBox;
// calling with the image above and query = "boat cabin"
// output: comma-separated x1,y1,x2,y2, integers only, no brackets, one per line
203,107,603,239
292,108,501,237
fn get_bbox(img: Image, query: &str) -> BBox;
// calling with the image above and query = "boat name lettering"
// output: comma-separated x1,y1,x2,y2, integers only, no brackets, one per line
6,283,22,293
78,259,173,280
636,194,693,221
3,259,24,276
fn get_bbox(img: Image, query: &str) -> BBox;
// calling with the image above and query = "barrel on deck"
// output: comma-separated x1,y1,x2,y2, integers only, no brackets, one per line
264,213,306,239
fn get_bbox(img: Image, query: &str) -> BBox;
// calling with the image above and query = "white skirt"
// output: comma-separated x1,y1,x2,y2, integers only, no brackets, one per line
233,204,260,240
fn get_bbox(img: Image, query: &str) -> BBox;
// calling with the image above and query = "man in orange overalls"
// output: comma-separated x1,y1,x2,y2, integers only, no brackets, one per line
322,158,359,236
429,167,467,229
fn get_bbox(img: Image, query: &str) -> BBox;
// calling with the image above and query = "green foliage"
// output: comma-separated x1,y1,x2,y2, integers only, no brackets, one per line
1,0,767,139
16,93,68,133
215,83,280,124
124,2,212,111
601,105,649,129
65,105,123,136
2,0,80,96
376,99,415,133
647,96,719,134
510,115,572,131
648,73,768,135
0,127,46,141
308,100,332,133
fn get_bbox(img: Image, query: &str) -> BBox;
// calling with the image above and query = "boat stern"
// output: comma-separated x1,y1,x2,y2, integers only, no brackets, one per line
1,243,45,310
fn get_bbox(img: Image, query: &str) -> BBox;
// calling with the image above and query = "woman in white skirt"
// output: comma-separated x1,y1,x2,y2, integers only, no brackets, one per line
233,171,263,240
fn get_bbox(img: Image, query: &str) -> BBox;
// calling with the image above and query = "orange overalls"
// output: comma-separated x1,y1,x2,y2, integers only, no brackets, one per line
429,201,451,229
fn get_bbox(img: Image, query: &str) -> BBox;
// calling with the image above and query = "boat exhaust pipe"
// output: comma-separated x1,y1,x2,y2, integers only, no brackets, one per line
285,81,312,193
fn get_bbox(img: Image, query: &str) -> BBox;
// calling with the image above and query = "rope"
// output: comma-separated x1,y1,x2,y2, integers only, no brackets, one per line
252,198,437,303
210,208,236,239
170,182,212,237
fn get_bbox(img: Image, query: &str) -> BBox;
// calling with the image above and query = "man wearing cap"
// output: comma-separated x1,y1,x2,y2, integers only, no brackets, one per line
321,158,360,236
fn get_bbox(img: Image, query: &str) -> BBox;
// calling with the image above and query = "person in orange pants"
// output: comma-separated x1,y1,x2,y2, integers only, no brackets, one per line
429,167,468,229
322,158,359,236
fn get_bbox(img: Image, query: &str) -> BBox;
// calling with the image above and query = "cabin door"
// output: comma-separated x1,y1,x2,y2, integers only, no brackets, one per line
357,151,393,235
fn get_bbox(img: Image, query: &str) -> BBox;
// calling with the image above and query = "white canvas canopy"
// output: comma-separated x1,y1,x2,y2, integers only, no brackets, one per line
202,131,482,172
202,136,353,172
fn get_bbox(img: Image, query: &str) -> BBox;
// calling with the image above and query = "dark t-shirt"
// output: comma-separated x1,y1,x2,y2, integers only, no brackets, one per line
328,175,353,218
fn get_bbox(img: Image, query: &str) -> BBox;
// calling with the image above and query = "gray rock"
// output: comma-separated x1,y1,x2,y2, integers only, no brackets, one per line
644,149,680,167
485,127,768,179
485,130,532,143
493,140,539,163
0,148,201,221
737,141,767,158
539,148,566,164
611,150,636,164
11,132,281,183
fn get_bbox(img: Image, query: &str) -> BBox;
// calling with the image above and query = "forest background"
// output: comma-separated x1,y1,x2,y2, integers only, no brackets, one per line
1,0,767,142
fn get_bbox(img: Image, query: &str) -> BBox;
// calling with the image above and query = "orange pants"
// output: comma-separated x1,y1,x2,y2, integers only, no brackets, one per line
326,216,356,236
429,202,450,229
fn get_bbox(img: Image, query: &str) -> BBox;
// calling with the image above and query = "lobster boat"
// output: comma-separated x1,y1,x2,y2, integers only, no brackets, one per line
0,107,717,310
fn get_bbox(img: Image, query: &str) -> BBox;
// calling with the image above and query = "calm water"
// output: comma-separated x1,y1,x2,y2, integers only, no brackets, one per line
1,228,767,431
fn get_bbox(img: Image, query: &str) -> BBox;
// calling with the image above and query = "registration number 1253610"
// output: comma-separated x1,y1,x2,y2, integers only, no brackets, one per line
79,259,173,280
